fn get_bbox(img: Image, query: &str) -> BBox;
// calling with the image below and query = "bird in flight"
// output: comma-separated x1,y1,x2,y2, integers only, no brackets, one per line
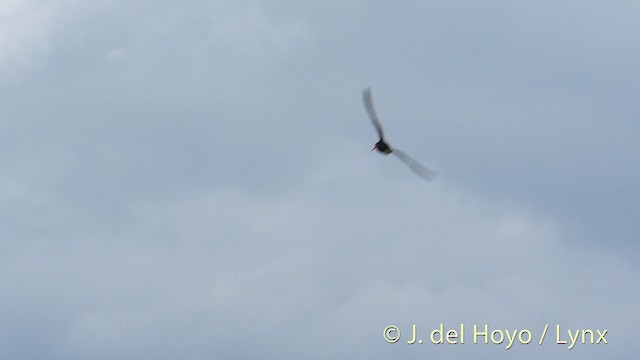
363,87,437,181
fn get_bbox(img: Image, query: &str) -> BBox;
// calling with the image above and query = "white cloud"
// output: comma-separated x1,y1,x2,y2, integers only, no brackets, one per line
106,48,126,63
35,170,628,359
0,0,54,70
210,2,310,60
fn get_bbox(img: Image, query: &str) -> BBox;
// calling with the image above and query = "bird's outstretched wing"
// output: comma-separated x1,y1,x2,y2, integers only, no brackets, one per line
393,149,437,181
363,87,385,140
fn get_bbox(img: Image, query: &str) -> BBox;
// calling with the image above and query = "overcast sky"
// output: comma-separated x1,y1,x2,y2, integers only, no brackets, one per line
1,1,639,359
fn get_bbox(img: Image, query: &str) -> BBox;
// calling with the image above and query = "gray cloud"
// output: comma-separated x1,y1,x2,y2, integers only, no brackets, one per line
1,1,638,359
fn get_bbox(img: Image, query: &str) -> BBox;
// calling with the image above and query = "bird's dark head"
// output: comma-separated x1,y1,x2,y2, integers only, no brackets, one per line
372,140,392,154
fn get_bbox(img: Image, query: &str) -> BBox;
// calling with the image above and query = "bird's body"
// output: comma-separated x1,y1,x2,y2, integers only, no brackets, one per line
363,87,437,181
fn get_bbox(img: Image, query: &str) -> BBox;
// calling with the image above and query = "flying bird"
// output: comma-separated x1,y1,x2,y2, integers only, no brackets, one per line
363,87,437,181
